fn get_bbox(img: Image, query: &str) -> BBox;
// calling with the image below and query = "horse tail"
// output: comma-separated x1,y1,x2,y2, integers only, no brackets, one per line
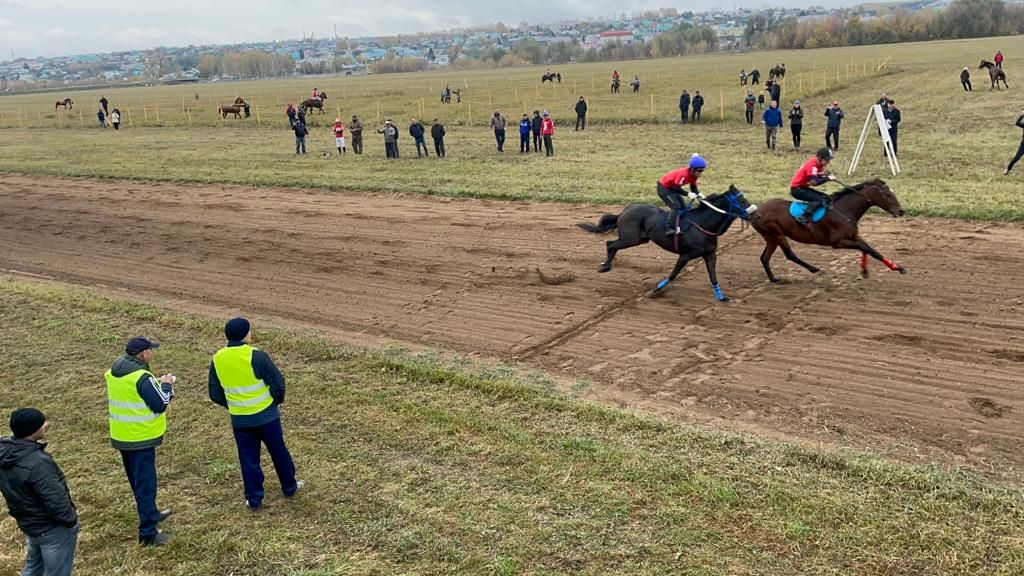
577,214,619,234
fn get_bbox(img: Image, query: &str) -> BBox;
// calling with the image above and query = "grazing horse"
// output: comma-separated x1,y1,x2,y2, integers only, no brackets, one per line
769,64,786,81
979,60,1008,90
300,91,327,115
749,179,907,283
54,98,73,110
219,103,250,119
541,72,557,83
577,186,755,301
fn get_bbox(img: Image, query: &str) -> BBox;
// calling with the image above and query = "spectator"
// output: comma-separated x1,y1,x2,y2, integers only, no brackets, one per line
679,90,691,123
995,50,1004,68
788,100,804,150
519,113,532,153
297,107,306,126
490,109,507,152
631,76,641,93
541,111,555,156
97,108,106,128
960,67,972,92
378,120,397,159
763,100,784,150
877,92,889,107
740,69,747,85
286,104,297,128
350,115,364,154
208,317,303,511
885,99,901,157
431,119,446,157
111,108,121,130
531,110,543,152
104,337,175,546
824,100,845,150
332,119,346,156
99,95,108,116
768,81,782,107
0,408,80,576
757,90,765,110
409,118,428,158
574,96,588,131
1004,110,1024,175
692,91,705,124
750,69,761,85
293,119,308,155
744,90,756,125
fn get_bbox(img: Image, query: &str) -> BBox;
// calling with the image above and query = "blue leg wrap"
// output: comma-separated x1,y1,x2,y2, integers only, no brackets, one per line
713,284,725,301
656,278,671,291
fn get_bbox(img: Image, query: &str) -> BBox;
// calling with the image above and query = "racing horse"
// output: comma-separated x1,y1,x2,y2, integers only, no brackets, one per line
577,186,755,302
979,60,1008,90
541,72,557,83
54,98,73,110
749,179,907,283
769,64,786,81
300,91,327,114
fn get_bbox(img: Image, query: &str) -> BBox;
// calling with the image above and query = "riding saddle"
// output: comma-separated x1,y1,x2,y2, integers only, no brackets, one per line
789,201,828,223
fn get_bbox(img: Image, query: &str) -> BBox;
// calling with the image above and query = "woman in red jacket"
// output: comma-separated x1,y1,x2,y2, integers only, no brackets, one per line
541,111,555,156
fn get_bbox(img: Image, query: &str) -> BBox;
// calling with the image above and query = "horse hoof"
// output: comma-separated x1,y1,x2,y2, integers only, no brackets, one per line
898,267,909,275
809,268,821,274
597,265,611,273
861,270,869,279
718,296,733,303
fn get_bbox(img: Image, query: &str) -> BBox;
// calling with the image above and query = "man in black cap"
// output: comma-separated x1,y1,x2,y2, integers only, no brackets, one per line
104,337,175,546
0,408,79,576
209,317,302,510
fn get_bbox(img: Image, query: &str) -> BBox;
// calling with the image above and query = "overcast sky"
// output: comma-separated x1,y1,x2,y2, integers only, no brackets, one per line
0,0,850,60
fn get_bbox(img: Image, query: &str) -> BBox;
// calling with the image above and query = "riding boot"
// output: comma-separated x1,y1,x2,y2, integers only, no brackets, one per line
797,200,822,225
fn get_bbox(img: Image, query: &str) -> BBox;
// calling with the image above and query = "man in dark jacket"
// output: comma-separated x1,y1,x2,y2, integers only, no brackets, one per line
209,317,303,511
531,110,542,152
574,97,588,131
884,99,901,157
750,69,761,85
409,118,428,158
679,90,691,123
293,120,308,154
692,91,705,124
767,80,782,107
105,337,175,546
431,119,446,157
960,67,972,91
0,408,79,575
824,101,845,150
350,115,364,154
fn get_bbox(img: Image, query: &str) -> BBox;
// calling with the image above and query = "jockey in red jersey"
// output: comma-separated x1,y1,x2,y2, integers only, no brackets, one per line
657,153,707,234
312,87,320,100
790,147,837,224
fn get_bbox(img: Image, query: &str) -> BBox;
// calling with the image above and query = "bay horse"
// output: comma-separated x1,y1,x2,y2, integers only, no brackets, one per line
219,103,250,119
541,72,557,83
577,186,755,301
749,179,907,283
769,64,786,81
301,91,327,115
979,60,1008,90
54,98,73,110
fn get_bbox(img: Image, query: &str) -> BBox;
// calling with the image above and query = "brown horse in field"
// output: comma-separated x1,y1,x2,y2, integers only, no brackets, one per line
55,98,73,110
219,103,250,119
979,60,1008,90
300,91,327,114
769,64,786,81
749,179,907,283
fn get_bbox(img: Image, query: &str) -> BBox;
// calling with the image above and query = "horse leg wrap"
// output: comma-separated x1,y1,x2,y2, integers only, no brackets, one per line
713,284,725,301
881,257,900,271
860,253,869,271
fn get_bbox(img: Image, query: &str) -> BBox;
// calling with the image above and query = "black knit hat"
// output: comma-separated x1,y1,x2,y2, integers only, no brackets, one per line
10,408,46,439
225,317,251,341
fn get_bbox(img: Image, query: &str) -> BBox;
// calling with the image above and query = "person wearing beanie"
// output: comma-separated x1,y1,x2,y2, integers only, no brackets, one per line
208,317,303,510
104,336,176,546
0,409,79,575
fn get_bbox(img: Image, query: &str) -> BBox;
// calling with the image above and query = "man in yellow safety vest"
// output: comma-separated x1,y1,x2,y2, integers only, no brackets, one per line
208,317,303,510
105,336,175,546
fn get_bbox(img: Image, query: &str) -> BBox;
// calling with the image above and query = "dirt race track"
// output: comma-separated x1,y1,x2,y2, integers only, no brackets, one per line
2,175,1022,474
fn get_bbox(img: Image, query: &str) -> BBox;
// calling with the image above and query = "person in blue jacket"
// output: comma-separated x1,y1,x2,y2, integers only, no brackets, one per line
762,100,784,151
519,113,532,153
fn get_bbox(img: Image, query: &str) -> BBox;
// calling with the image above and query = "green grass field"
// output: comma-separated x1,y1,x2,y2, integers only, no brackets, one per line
1,279,1022,575
1,37,1024,219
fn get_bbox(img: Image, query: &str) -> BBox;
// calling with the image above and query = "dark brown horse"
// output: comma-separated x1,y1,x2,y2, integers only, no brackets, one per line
219,103,250,119
769,64,786,81
749,179,907,283
301,91,327,114
979,60,1008,90
54,98,73,110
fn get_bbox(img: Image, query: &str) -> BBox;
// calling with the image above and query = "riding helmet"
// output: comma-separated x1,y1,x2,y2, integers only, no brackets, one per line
816,147,833,161
688,153,707,170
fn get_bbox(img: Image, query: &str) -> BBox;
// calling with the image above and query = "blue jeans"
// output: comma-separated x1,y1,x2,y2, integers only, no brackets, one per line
22,523,79,576
415,137,429,157
120,448,160,540
232,418,297,508
295,136,306,154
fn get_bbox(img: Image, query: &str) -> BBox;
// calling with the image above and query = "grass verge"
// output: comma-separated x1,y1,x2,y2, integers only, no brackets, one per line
0,278,1022,575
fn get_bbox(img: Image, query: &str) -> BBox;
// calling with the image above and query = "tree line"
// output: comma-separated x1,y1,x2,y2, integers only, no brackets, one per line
197,52,297,79
745,0,1024,50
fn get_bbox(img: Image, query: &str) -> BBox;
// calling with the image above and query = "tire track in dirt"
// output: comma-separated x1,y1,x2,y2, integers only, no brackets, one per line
2,175,1022,475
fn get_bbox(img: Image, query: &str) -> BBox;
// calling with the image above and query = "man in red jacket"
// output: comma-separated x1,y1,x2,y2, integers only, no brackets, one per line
657,154,706,234
790,147,837,224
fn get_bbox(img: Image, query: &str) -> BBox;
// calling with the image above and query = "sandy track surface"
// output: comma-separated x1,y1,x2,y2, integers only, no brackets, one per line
2,175,1021,473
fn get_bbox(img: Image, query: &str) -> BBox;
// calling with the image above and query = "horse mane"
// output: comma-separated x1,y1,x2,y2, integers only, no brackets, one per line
833,179,885,199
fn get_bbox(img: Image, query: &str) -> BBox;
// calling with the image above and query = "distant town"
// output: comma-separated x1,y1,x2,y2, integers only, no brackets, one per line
0,1,957,91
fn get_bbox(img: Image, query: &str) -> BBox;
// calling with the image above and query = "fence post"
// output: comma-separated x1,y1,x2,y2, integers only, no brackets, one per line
719,90,724,120
37,111,41,127
650,93,655,116
187,107,193,127
155,103,160,124
143,105,148,122
78,108,83,127
127,108,133,127
467,100,472,126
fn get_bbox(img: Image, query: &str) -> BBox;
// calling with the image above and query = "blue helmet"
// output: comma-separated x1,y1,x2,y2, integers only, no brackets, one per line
688,154,707,170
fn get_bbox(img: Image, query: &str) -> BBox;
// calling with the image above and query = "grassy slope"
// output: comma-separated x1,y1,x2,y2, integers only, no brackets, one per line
2,37,1024,220
0,278,1022,575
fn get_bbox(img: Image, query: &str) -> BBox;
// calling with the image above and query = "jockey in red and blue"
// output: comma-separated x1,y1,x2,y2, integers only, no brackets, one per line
657,153,706,235
790,147,837,223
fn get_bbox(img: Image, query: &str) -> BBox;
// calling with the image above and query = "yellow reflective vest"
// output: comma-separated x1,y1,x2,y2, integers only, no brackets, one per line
213,345,273,416
105,369,166,444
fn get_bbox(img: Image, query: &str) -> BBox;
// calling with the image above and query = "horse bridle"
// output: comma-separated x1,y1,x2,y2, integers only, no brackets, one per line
688,192,753,236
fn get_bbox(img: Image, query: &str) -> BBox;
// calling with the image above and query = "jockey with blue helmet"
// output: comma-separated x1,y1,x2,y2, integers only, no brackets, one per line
657,153,707,235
